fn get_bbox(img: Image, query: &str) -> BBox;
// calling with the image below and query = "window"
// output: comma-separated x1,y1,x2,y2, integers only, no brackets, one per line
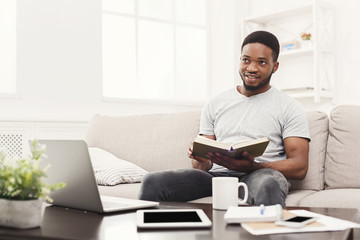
0,0,17,96
102,0,208,103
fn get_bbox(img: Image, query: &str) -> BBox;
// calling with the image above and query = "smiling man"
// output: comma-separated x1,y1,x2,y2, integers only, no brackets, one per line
139,31,310,207
240,42,278,94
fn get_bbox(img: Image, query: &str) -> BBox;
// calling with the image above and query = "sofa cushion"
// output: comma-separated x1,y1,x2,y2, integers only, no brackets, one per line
89,147,148,185
98,183,142,199
289,111,328,191
285,190,318,207
86,111,201,172
325,105,360,189
299,189,360,210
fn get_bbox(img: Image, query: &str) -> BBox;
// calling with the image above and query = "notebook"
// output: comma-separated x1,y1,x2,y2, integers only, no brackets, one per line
224,204,283,223
37,140,159,213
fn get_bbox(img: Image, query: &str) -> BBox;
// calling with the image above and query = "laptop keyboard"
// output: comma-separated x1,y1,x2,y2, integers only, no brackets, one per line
102,201,130,209
102,201,130,208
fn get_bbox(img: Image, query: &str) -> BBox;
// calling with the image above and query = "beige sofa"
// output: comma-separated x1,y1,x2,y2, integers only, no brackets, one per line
86,105,360,212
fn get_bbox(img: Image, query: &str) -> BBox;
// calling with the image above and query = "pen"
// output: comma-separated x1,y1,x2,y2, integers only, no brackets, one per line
260,204,265,215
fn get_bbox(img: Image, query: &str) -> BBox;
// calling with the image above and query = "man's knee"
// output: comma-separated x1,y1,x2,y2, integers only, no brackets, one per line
138,172,167,201
255,169,288,190
247,169,288,206
138,169,213,202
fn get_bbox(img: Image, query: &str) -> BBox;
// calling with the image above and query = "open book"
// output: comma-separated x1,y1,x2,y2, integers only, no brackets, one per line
192,136,269,160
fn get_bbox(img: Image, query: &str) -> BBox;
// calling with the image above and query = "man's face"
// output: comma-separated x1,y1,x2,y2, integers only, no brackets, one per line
239,43,279,92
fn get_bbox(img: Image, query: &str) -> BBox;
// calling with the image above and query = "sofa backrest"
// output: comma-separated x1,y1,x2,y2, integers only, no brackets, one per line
86,109,337,191
86,111,201,172
325,105,360,189
289,111,329,191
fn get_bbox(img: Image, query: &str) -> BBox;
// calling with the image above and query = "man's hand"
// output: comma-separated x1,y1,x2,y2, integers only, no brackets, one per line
207,151,257,173
188,142,213,171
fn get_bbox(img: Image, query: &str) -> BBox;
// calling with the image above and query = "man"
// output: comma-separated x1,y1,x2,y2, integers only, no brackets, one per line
139,31,310,207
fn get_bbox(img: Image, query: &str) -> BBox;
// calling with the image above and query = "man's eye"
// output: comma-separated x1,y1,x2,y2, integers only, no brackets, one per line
242,58,249,63
259,61,266,65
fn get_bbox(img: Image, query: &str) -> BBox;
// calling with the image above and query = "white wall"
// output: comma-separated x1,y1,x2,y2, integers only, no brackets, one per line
1,0,103,121
0,0,236,122
330,0,360,105
208,0,236,97
1,0,360,122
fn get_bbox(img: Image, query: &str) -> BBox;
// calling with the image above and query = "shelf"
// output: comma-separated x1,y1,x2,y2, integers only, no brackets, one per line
281,88,332,100
282,88,315,98
279,47,314,59
244,4,313,23
242,0,334,103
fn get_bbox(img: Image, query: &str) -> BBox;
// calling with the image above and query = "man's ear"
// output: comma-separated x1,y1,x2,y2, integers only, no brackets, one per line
272,61,279,73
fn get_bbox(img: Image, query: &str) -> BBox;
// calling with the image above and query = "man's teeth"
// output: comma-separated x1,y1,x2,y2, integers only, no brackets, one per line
247,75,258,79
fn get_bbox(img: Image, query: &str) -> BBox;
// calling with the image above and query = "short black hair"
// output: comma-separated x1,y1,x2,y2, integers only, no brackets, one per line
241,31,280,62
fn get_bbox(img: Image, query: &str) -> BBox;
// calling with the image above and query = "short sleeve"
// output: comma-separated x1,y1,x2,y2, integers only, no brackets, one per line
283,100,311,141
199,101,215,136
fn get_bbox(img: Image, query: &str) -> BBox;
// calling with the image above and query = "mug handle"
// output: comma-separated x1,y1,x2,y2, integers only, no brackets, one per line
237,182,248,205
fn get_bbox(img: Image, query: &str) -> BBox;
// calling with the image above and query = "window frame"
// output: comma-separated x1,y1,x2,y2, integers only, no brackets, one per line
0,0,19,98
101,0,210,105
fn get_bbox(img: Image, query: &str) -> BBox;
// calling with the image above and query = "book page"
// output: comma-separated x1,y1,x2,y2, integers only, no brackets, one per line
194,136,231,150
231,137,269,149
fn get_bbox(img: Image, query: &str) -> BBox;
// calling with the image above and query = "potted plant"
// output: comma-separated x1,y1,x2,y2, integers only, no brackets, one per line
0,140,65,229
300,32,312,48
301,32,312,41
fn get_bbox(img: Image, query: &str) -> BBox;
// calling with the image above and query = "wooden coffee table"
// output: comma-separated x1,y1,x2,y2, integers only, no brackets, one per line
0,202,357,240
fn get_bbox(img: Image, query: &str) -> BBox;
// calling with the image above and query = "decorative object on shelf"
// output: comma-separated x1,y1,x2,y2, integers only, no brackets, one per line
0,140,66,229
281,40,298,51
301,32,312,40
300,32,312,48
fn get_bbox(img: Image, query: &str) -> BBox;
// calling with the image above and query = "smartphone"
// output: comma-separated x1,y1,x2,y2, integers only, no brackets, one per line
275,216,316,228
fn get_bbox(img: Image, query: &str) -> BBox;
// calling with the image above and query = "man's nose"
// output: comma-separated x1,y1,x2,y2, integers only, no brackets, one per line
247,62,258,72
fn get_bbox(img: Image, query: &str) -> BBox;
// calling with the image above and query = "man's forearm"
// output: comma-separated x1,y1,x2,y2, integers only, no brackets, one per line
253,158,308,180
207,152,308,180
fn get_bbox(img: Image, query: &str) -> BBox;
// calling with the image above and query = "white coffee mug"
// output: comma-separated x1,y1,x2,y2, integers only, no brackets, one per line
212,177,248,210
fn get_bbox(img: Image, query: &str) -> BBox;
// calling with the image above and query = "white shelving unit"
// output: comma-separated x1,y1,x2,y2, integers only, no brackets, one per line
242,1,334,102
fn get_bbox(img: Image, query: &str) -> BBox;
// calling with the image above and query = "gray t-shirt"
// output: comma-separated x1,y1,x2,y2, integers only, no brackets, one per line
200,87,310,172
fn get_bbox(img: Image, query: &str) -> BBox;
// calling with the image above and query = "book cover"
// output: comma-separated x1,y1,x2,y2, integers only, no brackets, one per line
192,136,269,160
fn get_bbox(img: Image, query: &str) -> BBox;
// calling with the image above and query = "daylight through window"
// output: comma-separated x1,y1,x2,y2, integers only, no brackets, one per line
102,0,208,103
0,0,17,96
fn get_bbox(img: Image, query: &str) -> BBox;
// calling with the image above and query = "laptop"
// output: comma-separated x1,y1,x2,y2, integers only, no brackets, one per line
38,140,159,213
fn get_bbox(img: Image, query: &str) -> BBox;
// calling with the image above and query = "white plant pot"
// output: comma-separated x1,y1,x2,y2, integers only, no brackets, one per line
0,198,43,229
301,40,312,48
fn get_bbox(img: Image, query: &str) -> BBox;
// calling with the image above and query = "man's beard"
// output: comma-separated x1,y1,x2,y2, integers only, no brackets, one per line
240,72,273,92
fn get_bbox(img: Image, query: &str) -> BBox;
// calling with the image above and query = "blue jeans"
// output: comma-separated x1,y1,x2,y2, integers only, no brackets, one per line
138,168,289,207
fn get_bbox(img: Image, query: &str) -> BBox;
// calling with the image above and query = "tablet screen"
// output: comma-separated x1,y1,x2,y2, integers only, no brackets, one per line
144,211,202,223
